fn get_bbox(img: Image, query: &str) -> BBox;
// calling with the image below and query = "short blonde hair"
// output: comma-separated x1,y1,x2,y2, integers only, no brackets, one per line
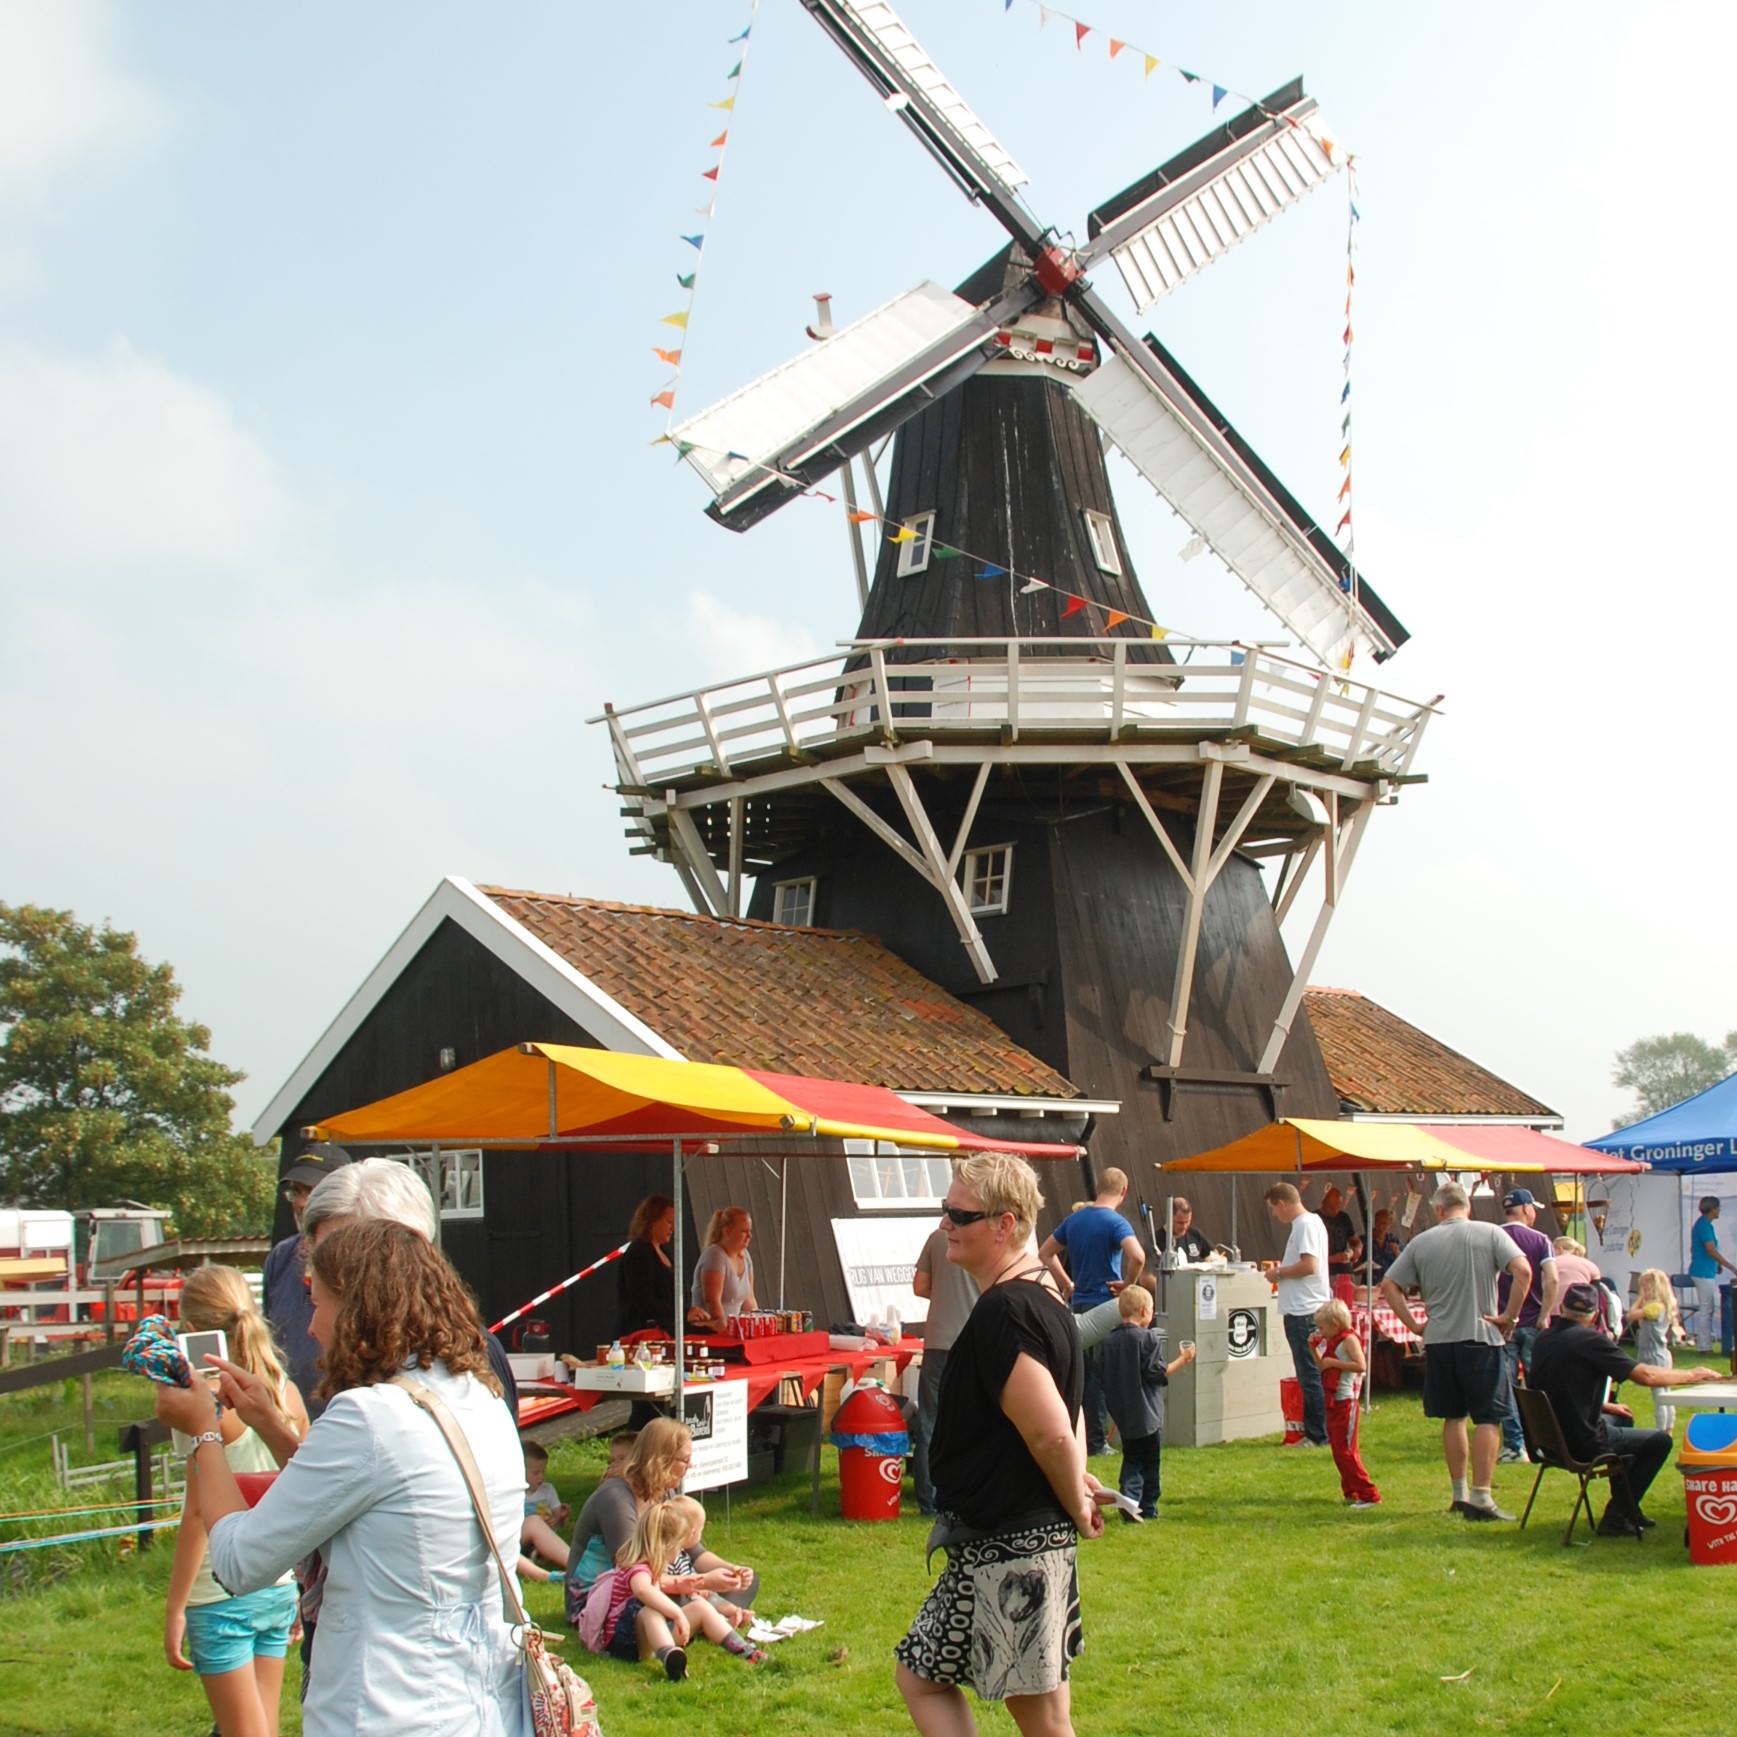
1552,1236,1586,1257
1098,1167,1128,1196
666,1494,706,1543
1118,1286,1153,1322
1263,1182,1300,1208
952,1154,1043,1243
1314,1298,1352,1333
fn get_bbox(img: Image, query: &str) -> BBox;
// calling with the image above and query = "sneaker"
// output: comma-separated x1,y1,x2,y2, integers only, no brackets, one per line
1455,1498,1515,1522
1281,1437,1323,1449
663,1646,688,1682
1349,1498,1382,1509
1497,1447,1526,1463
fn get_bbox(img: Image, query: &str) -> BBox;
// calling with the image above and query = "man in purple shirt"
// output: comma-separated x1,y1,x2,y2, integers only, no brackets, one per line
1496,1188,1560,1463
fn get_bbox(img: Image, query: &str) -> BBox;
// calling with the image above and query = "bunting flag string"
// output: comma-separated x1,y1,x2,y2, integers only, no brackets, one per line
668,428,1187,642
1334,161,1362,672
649,2,761,427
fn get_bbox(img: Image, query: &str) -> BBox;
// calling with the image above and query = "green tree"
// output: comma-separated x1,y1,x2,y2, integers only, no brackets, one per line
0,902,276,1237
1612,1030,1737,1126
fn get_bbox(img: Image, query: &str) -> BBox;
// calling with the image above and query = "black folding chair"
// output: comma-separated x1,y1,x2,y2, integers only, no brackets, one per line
1515,1387,1640,1547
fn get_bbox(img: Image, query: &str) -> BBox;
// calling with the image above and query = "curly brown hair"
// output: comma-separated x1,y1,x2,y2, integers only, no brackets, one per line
307,1219,501,1400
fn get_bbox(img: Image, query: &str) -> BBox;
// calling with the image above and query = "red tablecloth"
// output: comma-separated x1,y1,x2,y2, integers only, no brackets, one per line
1354,1300,1427,1349
518,1345,914,1429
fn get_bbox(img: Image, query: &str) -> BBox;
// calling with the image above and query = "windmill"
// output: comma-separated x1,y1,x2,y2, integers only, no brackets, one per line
596,0,1439,1180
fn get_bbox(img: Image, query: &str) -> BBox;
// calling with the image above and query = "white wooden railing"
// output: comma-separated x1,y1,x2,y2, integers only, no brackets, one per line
593,638,1437,790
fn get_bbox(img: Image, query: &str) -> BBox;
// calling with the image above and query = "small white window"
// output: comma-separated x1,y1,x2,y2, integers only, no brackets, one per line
962,843,1013,915
1082,508,1122,575
844,1139,954,1210
392,1149,482,1221
896,511,937,577
772,877,816,926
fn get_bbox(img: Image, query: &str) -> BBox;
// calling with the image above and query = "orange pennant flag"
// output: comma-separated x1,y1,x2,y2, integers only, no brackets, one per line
1109,39,1125,58
1321,137,1335,161
1104,609,1129,630
1343,323,1353,344
653,347,683,365
1337,475,1351,499
650,390,675,409
711,130,729,147
847,510,876,525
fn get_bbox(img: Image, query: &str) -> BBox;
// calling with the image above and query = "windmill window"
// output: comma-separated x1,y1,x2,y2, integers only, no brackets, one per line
844,1139,954,1210
962,843,1013,915
390,1149,482,1220
1082,509,1122,575
896,511,937,577
772,876,816,927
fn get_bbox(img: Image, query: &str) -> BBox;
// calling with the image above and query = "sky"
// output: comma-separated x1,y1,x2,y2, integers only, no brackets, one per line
3,0,1734,1145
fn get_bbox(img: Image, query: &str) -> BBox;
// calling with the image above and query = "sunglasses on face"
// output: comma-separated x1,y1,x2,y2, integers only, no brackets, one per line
940,1205,989,1227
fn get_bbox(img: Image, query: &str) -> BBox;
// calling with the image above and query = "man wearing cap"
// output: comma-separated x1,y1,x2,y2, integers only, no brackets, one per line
1495,1188,1561,1465
1529,1282,1725,1535
1380,1182,1533,1521
261,1148,353,1418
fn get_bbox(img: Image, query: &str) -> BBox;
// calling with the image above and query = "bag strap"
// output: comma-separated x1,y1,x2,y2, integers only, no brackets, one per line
388,1375,529,1632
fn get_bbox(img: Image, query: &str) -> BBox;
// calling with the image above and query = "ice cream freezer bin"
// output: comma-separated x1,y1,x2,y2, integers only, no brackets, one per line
1162,1267,1285,1447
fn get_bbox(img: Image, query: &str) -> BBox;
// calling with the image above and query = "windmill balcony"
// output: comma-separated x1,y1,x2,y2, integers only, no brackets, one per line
594,637,1436,804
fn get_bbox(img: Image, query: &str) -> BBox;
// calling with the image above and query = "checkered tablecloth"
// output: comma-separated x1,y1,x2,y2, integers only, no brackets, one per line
1354,1300,1427,1348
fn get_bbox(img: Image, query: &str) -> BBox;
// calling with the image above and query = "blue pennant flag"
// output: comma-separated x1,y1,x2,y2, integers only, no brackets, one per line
976,564,1008,580
681,233,704,250
1340,381,1350,403
1212,85,1227,109
1229,649,1246,667
1350,201,1361,221
728,24,751,42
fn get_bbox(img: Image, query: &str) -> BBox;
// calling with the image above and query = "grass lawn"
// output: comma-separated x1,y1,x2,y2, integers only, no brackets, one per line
1,1375,1730,1736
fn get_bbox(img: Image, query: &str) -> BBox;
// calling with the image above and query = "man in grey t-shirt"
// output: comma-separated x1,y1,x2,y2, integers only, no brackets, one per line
1381,1182,1531,1522
911,1223,980,1515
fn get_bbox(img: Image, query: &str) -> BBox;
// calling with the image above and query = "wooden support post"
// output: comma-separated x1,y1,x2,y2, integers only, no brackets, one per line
1164,759,1224,1068
82,1372,95,1456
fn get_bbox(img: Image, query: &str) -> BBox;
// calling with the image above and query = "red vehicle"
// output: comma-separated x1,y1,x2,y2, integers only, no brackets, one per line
0,1203,180,1328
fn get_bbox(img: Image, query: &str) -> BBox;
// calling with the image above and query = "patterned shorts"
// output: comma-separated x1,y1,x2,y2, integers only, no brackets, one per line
894,1518,1082,1702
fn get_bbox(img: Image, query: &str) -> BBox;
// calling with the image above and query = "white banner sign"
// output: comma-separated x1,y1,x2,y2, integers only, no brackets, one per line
679,1379,749,1493
831,1216,934,1326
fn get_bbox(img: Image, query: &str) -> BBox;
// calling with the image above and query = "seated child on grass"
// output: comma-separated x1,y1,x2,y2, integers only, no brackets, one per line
1101,1282,1196,1519
580,1498,766,1681
1309,1297,1381,1508
520,1440,570,1575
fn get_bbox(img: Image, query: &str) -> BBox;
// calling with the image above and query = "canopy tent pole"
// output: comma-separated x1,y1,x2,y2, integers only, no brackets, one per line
547,1061,558,1141
779,1158,788,1310
673,1139,684,1408
431,1144,442,1252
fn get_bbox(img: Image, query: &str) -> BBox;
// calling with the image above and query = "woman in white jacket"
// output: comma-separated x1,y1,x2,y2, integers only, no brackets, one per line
156,1219,529,1736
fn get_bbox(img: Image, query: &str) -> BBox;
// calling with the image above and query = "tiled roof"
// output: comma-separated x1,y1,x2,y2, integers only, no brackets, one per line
1302,987,1557,1120
476,888,1080,1101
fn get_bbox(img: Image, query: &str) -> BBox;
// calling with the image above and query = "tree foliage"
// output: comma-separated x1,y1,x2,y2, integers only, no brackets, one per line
1612,1030,1737,1126
0,902,276,1237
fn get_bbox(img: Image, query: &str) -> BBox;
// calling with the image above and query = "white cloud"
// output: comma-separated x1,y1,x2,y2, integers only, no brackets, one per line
0,0,165,202
684,590,825,682
0,340,290,582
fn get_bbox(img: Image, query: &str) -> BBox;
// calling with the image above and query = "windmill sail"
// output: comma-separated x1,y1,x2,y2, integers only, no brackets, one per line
1084,81,1341,314
671,281,996,525
1070,337,1405,668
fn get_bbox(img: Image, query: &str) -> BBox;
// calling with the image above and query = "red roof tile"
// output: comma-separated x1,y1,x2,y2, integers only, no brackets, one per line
477,888,1080,1101
1302,987,1557,1120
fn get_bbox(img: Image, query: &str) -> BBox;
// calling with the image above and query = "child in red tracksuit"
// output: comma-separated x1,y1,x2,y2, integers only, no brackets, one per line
1309,1298,1381,1508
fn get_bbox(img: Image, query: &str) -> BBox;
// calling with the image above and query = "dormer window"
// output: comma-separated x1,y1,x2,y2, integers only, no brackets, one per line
772,877,816,927
962,844,1013,915
1082,508,1122,575
896,511,937,577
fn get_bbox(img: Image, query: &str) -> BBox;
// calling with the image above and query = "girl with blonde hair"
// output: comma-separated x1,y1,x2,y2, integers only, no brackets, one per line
1631,1268,1688,1430
163,1264,308,1737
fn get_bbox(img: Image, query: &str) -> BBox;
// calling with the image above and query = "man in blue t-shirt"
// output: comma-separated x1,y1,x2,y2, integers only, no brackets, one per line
1690,1197,1736,1351
1039,1168,1145,1456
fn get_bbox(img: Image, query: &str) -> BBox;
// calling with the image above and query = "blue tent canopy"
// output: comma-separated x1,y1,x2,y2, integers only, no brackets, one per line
1587,1072,1737,1172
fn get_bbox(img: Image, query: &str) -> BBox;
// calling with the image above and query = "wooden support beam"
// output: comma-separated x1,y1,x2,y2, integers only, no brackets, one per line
885,765,997,984
1165,757,1225,1068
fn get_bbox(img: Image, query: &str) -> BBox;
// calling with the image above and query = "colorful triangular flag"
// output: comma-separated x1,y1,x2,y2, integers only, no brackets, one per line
1143,54,1158,77
702,166,720,182
933,545,965,560
1150,624,1169,641
1339,381,1350,403
681,234,704,250
728,25,751,42
847,510,876,525
1019,577,1048,595
977,563,1009,580
651,390,675,409
1109,39,1125,59
1180,69,1200,83
888,527,918,544
1104,609,1129,630
1060,595,1087,619
653,347,683,365
725,60,742,79
1212,84,1227,109
1337,444,1350,466
1074,22,1090,48
711,131,729,148
1336,510,1352,533
677,271,695,289
662,311,690,329
709,96,736,111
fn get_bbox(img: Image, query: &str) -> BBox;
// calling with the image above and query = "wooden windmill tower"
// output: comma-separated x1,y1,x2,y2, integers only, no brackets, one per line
597,0,1437,1188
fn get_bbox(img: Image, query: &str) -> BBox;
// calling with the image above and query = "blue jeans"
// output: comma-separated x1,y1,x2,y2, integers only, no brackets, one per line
1500,1324,1539,1453
1074,1300,1109,1453
1282,1311,1327,1444
1119,1432,1161,1517
913,1345,948,1514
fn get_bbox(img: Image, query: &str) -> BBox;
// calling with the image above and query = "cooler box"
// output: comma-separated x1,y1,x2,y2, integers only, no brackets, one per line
1679,1412,1737,1566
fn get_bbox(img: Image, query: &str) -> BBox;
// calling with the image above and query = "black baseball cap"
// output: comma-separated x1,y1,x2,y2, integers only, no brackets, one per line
282,1148,353,1189
1561,1282,1601,1316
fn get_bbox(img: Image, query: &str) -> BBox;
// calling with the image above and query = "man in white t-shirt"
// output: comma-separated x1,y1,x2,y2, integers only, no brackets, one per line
1264,1182,1331,1447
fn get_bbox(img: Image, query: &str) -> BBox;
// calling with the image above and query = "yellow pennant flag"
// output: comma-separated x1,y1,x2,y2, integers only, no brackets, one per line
887,526,918,544
662,311,690,329
709,96,736,111
1143,54,1159,77
1337,444,1350,467
1150,623,1169,641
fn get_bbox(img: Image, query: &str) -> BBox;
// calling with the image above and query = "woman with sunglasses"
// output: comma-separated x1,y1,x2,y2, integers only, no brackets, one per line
895,1155,1105,1737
